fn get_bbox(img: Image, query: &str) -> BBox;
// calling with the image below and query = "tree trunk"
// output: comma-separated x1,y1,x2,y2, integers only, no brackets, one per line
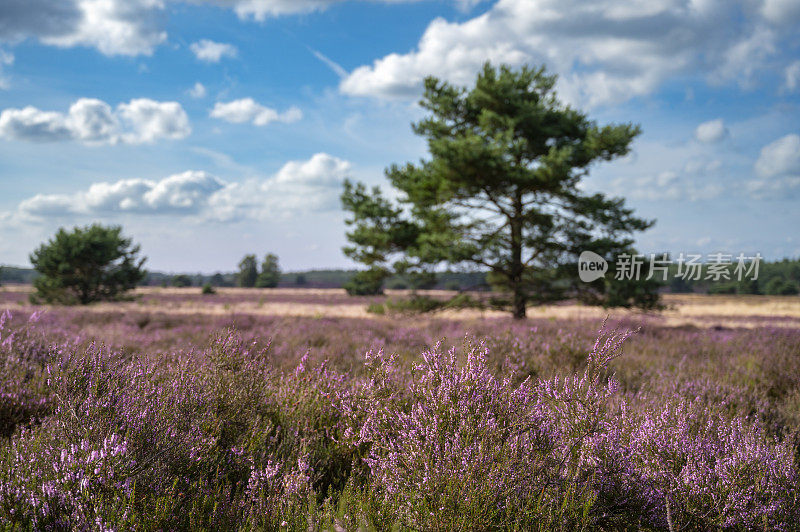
512,287,526,319
510,188,526,319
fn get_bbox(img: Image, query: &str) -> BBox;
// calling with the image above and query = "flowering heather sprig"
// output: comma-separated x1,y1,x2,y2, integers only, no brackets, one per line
241,455,314,528
1,429,132,530
0,310,59,438
594,396,800,530
348,336,604,528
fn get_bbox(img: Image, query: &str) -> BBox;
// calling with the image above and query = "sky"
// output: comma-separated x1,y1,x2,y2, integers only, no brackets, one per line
0,0,798,273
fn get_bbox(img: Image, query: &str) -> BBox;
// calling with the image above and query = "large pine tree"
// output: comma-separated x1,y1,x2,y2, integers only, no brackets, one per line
342,63,656,318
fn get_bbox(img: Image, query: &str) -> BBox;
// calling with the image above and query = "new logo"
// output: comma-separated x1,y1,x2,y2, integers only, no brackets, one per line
578,251,608,282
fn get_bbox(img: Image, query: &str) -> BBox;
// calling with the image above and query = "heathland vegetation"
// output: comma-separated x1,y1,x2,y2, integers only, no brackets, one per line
1,296,800,529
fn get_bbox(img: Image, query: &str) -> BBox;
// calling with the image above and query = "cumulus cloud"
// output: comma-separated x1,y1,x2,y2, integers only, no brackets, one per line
0,97,190,144
117,99,191,143
0,106,72,142
210,153,351,220
210,98,302,126
0,0,479,57
754,134,800,179
340,0,799,107
0,0,167,56
611,166,724,202
19,171,226,216
749,134,800,197
225,0,342,20
694,119,728,143
603,144,729,203
190,39,237,62
761,0,800,25
15,153,351,221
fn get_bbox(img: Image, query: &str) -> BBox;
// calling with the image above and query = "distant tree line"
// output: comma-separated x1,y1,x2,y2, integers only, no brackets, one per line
6,259,800,295
0,266,38,284
665,258,800,296
6,223,799,301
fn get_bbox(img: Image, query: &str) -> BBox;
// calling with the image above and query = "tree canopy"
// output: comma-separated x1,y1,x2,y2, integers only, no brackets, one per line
256,253,281,288
237,254,258,288
29,224,146,305
342,63,656,318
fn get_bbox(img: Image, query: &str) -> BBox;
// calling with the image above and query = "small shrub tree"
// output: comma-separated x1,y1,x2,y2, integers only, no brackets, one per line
256,253,281,288
201,283,216,295
29,224,146,305
237,255,258,288
170,274,192,288
344,268,388,296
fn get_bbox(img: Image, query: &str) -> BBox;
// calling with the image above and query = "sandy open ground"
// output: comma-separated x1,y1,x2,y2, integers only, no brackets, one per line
2,285,799,328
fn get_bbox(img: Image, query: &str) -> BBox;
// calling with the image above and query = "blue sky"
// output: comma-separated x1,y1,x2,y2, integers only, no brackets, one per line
0,0,798,273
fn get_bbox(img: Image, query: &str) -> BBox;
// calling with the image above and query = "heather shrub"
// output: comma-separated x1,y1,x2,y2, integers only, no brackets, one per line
340,328,632,529
0,310,54,439
2,308,800,530
593,395,800,530
0,428,136,529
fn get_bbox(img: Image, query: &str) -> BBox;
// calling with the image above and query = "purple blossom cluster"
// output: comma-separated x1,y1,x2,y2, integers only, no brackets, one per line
3,431,132,530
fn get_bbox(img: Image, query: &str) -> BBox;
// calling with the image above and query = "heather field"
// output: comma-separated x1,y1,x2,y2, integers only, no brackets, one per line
2,288,800,530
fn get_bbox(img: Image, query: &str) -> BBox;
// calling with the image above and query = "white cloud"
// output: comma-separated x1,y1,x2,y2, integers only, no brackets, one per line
746,176,800,198
208,0,480,21
15,153,351,221
117,99,191,143
784,61,800,92
0,106,72,141
188,82,207,98
754,134,800,179
190,39,238,62
143,171,228,211
0,97,190,144
694,118,728,143
761,0,800,25
0,49,14,89
711,25,776,87
209,153,351,221
19,171,226,216
273,151,350,187
32,0,166,56
749,134,800,197
340,0,798,107
599,138,732,203
228,0,339,19
210,98,302,126
611,167,724,202
66,98,119,142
